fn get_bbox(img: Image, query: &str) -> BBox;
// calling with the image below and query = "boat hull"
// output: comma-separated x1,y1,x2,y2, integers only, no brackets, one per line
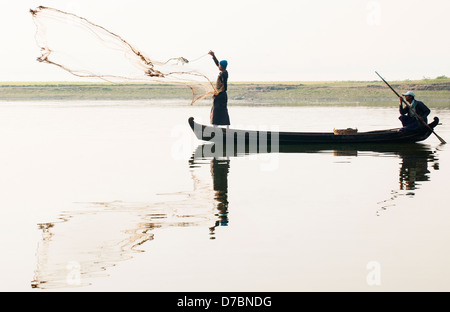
188,117,438,145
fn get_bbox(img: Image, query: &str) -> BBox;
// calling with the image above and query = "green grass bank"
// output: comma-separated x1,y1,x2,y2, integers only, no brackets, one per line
1,77,450,108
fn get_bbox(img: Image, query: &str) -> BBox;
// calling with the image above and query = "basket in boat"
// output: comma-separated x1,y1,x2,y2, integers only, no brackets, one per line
333,128,358,135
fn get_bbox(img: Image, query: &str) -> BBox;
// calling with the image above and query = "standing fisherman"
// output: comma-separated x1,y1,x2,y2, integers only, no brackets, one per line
209,51,230,127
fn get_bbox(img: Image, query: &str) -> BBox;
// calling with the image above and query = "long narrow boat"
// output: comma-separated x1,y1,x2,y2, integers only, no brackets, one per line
188,116,440,145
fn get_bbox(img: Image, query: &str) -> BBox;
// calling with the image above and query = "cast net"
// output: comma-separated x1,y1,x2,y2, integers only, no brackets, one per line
30,6,216,104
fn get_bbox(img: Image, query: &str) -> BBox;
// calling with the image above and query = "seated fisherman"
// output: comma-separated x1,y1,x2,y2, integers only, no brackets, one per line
399,91,430,130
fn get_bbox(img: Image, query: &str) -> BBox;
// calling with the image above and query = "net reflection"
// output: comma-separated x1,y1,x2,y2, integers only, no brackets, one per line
32,152,230,289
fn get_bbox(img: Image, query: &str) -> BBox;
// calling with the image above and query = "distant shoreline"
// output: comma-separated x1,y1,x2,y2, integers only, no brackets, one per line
1,78,449,107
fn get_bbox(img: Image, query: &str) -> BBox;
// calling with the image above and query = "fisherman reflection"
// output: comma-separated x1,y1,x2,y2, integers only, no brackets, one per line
398,147,437,192
190,144,231,239
209,157,230,239
377,144,438,215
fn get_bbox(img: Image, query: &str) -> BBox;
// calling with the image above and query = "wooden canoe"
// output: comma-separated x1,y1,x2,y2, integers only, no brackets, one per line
188,117,439,145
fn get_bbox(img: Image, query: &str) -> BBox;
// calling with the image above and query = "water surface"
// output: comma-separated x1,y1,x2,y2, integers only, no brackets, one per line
1,101,449,291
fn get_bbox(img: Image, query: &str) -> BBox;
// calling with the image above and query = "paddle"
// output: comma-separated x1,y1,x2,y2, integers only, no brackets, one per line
375,71,446,144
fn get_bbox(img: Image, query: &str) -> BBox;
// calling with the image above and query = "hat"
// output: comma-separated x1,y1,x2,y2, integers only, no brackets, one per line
219,60,228,69
402,91,415,97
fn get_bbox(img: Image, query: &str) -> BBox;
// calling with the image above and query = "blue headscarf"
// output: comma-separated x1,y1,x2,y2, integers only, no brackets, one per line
219,60,228,69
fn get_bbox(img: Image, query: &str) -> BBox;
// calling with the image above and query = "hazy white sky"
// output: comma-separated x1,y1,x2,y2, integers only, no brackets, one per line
1,0,449,81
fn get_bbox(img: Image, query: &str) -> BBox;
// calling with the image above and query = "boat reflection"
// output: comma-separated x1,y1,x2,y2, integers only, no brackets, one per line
192,142,439,215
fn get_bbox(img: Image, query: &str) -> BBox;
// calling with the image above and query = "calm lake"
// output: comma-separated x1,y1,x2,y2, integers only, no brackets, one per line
1,100,450,292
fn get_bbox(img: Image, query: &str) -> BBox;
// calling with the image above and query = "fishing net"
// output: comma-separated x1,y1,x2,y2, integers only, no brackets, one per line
30,6,216,104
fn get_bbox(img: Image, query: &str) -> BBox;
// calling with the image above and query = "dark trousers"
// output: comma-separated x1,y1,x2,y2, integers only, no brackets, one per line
210,92,230,125
399,115,426,130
